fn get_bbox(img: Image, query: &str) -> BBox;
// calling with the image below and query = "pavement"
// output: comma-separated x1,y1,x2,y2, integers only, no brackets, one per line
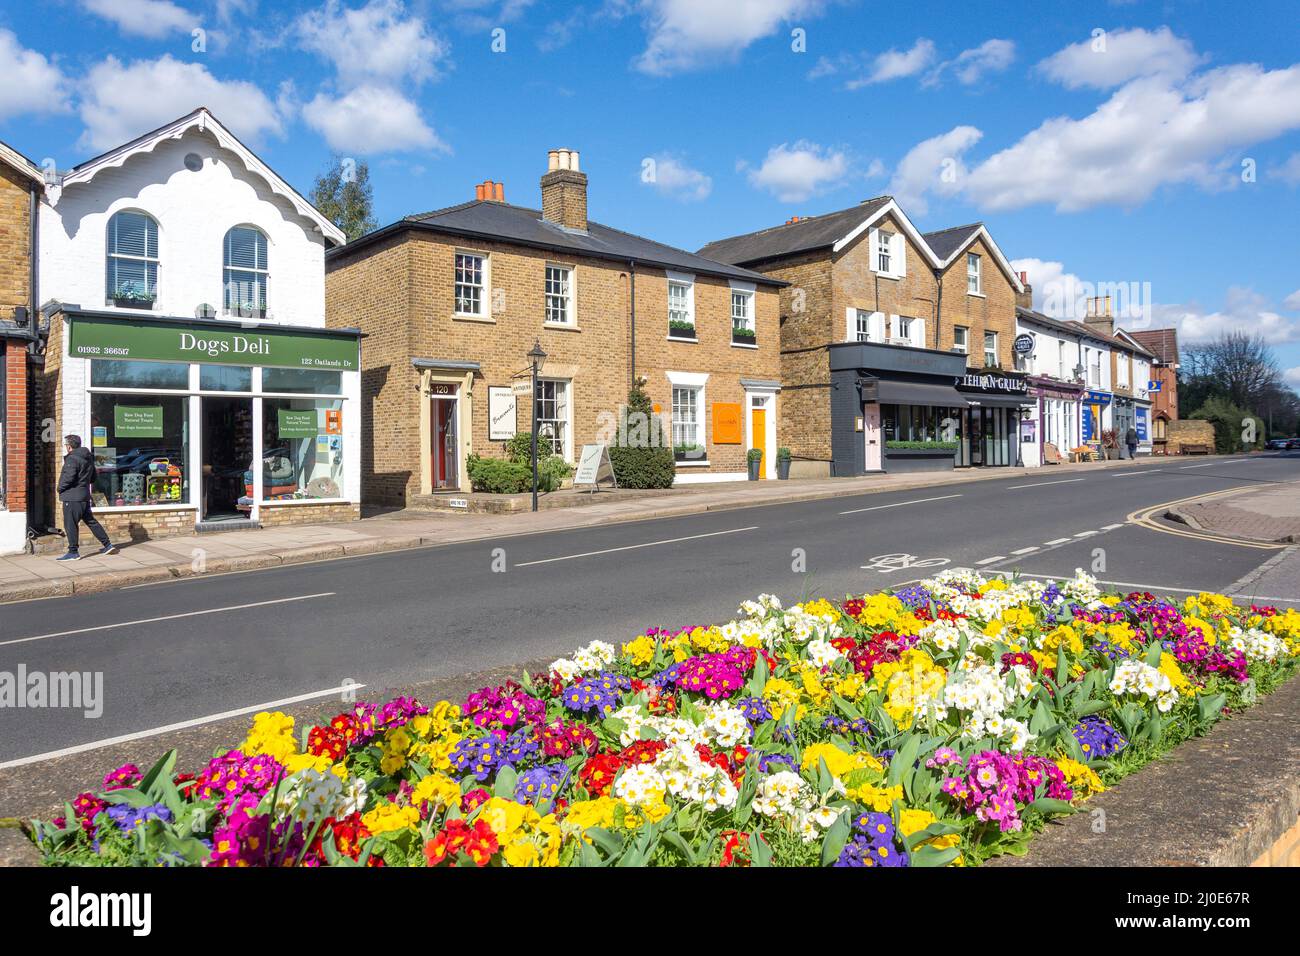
0,452,1196,605
1,449,1298,866
1170,483,1300,543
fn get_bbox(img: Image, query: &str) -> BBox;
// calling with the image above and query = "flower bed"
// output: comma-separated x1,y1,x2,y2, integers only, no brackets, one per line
27,571,1300,868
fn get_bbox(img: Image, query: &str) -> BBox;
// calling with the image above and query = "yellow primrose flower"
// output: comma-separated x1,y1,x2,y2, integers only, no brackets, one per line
833,672,865,700
846,782,903,812
282,753,336,776
361,804,420,835
411,773,461,813
561,796,642,836
1054,757,1105,799
898,808,964,864
622,635,657,666
241,711,298,763
761,677,803,720
1159,652,1195,696
983,619,1005,639
984,579,1008,592
798,598,841,622
801,742,879,780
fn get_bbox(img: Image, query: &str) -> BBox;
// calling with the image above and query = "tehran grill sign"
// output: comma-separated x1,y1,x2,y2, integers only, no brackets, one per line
67,316,359,371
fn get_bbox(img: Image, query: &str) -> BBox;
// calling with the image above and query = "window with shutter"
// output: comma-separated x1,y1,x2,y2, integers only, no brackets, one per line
223,226,269,317
106,211,159,308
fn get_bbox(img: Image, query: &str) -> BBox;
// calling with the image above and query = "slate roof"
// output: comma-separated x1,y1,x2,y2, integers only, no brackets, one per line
328,199,783,285
921,223,983,263
1016,307,1156,358
1125,328,1180,365
695,197,893,266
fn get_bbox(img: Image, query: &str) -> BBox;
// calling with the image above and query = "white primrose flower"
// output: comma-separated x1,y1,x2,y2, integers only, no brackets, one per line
806,638,844,669
703,702,752,748
1110,660,1178,708
740,593,784,618
1228,626,1283,663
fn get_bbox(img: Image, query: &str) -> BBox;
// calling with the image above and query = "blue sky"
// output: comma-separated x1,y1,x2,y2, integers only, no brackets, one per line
3,0,1299,381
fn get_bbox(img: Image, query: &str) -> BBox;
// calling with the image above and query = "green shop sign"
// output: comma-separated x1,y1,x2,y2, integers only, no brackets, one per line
114,405,164,438
68,316,359,371
277,408,319,439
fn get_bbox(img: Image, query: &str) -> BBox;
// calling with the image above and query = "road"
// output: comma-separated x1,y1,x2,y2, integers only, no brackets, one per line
1,452,1296,764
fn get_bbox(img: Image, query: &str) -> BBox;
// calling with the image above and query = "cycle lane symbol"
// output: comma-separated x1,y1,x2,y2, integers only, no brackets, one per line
860,553,951,574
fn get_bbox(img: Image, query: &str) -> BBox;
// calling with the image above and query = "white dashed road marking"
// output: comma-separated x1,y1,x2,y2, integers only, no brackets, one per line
1074,531,1098,538
975,556,1006,565
1044,537,1072,545
1011,546,1039,555
1006,479,1086,490
839,494,962,516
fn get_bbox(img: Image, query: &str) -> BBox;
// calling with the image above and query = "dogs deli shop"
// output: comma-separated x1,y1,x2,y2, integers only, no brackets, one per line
60,311,361,531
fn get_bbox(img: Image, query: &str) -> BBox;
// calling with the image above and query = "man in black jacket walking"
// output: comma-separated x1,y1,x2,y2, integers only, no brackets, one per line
57,434,117,561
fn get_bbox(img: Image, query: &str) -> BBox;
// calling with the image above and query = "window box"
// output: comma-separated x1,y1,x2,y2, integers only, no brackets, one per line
732,327,757,345
228,303,267,320
674,445,705,462
111,292,156,310
668,320,697,339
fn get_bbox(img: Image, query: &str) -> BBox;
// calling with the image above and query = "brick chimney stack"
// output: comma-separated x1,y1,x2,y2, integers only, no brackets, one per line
1015,270,1033,310
1083,294,1115,336
540,148,587,231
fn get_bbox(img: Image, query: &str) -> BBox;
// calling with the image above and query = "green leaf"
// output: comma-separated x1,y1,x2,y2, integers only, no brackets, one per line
1197,692,1227,724
888,734,922,787
660,830,697,866
136,751,177,796
749,831,773,867
492,765,518,799
584,827,624,856
820,810,851,866
1144,641,1163,668
1028,797,1077,816
911,845,961,867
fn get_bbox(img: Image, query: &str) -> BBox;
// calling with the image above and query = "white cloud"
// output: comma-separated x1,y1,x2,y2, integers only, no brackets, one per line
297,0,451,88
928,38,1015,87
1037,26,1200,90
302,85,445,154
887,125,981,215
644,155,712,201
845,38,936,89
0,29,71,122
631,0,824,76
1011,256,1154,325
966,62,1300,211
742,140,849,202
439,0,537,31
1285,289,1300,311
1284,366,1300,388
1150,288,1300,346
78,56,282,152
79,0,196,38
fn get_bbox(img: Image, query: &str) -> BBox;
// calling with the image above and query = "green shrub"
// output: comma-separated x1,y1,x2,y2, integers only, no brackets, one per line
466,454,533,494
538,454,572,492
608,386,675,488
668,320,696,338
504,431,536,465
1190,397,1265,453
884,440,959,451
777,447,792,461
747,448,763,462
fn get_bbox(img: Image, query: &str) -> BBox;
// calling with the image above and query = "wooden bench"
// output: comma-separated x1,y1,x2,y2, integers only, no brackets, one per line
1180,443,1211,456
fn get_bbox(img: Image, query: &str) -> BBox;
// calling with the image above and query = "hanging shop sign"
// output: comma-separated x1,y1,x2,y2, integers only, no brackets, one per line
488,386,517,441
1147,380,1162,392
1013,334,1035,355
113,405,164,438
1083,389,1112,406
277,408,319,439
68,315,359,371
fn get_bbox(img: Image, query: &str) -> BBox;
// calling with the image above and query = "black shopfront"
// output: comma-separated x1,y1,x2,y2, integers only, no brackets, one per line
828,341,969,476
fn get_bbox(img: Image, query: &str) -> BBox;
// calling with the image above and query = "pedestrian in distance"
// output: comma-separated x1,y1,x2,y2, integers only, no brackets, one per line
57,434,118,561
1125,425,1139,460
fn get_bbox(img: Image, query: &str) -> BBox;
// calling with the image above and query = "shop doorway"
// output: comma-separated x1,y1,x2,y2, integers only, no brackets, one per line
863,403,882,471
202,396,253,521
432,395,459,490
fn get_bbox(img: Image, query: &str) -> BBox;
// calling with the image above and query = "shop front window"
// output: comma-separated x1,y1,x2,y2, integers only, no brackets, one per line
91,360,189,389
262,367,343,394
199,365,253,392
261,398,345,501
89,393,190,506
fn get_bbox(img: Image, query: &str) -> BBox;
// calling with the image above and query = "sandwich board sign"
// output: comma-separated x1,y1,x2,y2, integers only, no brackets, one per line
573,443,617,492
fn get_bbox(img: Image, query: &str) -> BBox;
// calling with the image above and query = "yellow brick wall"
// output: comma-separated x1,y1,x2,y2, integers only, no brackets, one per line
328,228,781,501
832,212,941,346
0,163,31,317
935,236,1018,369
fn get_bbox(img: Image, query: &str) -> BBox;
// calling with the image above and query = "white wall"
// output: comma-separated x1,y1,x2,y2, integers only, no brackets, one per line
41,129,328,327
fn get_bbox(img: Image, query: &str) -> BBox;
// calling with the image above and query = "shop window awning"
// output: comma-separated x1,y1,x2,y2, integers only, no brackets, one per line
961,392,1031,408
875,379,967,407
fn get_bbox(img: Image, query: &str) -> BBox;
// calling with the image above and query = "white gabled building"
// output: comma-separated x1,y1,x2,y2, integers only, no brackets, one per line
39,108,364,541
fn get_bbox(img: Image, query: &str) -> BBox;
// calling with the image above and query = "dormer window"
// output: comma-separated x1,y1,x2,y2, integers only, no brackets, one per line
877,230,893,273
967,253,982,294
224,226,269,318
106,211,159,309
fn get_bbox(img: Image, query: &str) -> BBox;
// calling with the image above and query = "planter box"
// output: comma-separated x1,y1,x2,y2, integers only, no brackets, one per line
883,448,956,474
732,330,757,345
111,296,155,310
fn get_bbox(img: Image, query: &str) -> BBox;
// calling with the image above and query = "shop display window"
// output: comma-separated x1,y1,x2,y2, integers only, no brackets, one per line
89,393,190,506
258,398,345,501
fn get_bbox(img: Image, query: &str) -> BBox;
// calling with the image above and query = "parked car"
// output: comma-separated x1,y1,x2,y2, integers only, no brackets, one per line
1289,437,1300,450
1266,437,1290,450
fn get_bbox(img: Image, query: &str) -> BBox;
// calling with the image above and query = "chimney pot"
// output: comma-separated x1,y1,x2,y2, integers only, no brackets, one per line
569,150,580,172
547,150,560,172
475,183,485,200
493,181,504,202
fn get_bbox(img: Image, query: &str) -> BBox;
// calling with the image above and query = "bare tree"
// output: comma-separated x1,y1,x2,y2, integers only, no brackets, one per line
1182,331,1282,413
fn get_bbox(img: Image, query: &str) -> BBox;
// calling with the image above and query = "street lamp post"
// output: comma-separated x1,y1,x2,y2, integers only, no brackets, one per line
528,339,547,512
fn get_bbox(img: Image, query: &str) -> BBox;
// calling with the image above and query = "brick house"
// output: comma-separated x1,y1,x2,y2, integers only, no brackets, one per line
325,149,784,506
699,199,1029,476
38,108,358,544
0,139,43,554
1124,328,1180,451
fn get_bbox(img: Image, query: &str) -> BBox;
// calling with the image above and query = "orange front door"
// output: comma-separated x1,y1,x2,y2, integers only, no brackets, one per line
753,407,767,479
